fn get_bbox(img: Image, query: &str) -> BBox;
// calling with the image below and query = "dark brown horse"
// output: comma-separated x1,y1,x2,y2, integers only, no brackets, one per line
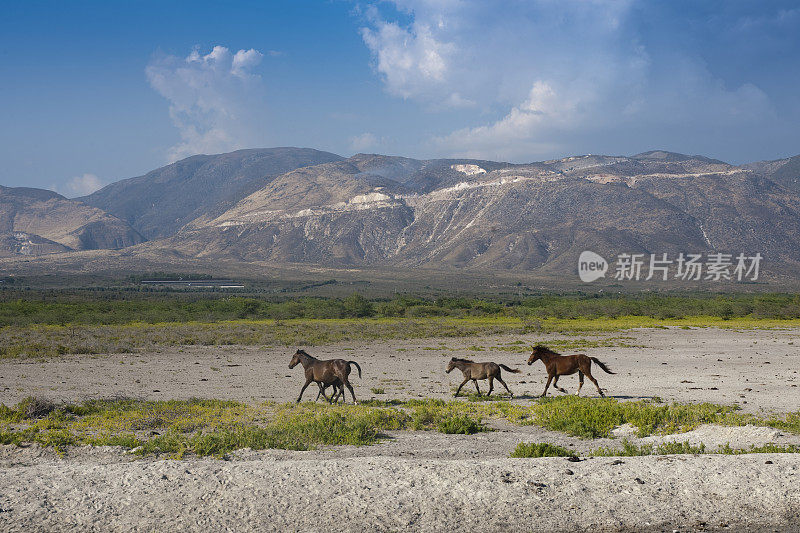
289,349,361,404
446,357,521,397
527,345,614,397
315,379,344,403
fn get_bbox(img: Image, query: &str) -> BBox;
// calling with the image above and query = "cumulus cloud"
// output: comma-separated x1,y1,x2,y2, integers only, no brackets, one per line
64,173,106,197
361,10,455,100
360,1,783,161
146,45,266,162
435,82,580,159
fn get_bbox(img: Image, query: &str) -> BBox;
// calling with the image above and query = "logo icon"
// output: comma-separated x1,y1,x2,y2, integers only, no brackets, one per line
578,250,608,282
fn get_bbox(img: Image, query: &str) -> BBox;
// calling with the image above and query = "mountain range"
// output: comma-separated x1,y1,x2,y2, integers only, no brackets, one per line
2,147,800,278
0,186,143,257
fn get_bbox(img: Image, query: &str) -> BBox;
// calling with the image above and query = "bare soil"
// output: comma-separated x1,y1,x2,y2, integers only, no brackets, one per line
1,327,799,531
1,327,798,413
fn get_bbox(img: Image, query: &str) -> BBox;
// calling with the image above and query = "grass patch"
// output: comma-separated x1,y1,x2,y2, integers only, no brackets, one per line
0,397,488,456
511,442,576,458
593,440,800,456
436,414,485,434
136,407,402,457
370,388,386,395
719,443,800,454
3,292,800,327
526,396,749,438
1,396,797,457
593,439,707,456
3,314,800,358
405,399,488,434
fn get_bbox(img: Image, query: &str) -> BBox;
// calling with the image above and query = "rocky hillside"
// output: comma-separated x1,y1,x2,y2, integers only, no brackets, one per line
81,147,343,240
163,150,800,272
5,148,800,274
0,186,144,257
744,155,800,194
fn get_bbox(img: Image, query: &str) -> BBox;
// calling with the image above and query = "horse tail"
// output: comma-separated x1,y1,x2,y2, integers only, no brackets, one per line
499,364,522,374
590,357,615,374
348,361,362,379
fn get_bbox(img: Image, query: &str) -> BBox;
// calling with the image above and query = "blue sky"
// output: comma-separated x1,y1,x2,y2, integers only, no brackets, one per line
1,1,799,195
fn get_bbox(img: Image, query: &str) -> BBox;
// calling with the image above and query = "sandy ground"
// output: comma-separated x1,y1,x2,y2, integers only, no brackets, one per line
0,451,798,532
1,327,798,413
1,327,800,531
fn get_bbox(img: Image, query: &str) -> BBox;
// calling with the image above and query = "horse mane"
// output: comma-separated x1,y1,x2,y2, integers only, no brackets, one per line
533,345,559,355
296,349,312,357
450,357,474,363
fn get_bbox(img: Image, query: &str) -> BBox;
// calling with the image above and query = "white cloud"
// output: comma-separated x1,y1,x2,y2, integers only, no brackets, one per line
64,173,106,197
360,6,456,101
435,82,579,159
146,45,266,162
349,132,381,152
360,1,780,161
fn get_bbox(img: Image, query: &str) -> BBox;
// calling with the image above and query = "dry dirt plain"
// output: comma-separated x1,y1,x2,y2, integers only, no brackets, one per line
1,327,798,412
1,327,799,532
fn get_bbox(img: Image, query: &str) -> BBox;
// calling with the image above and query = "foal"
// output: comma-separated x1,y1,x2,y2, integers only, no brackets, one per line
446,357,521,397
527,345,614,397
289,349,361,404
315,379,344,403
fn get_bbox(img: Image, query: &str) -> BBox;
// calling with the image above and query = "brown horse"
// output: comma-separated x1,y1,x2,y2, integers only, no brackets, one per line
446,357,521,397
527,345,614,397
289,349,361,404
315,379,344,403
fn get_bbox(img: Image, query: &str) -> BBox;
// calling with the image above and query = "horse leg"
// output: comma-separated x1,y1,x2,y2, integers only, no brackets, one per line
297,379,313,403
326,382,340,403
314,383,326,402
552,375,568,394
336,384,346,403
343,377,358,405
487,377,494,396
455,378,469,397
332,384,343,403
576,371,584,396
328,384,341,403
318,382,336,403
497,376,513,398
541,375,553,397
585,369,604,397
473,380,481,396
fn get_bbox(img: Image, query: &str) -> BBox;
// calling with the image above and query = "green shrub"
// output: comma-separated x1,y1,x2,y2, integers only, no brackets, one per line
437,414,485,434
405,399,487,434
531,396,624,438
511,442,576,458
593,439,705,456
16,396,56,419
528,396,747,438
719,443,800,454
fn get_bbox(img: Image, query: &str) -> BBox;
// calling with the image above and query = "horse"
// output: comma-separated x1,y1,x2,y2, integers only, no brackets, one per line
527,345,614,397
289,349,362,404
315,379,344,403
445,357,521,397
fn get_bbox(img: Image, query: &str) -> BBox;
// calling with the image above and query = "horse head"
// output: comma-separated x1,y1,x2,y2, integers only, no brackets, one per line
289,349,306,369
527,345,546,365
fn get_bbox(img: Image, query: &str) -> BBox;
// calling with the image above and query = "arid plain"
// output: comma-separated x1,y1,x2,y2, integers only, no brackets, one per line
1,326,799,531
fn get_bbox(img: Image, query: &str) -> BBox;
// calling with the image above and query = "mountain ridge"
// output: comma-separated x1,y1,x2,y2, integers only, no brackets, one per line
80,147,344,239
157,149,800,274
2,147,800,278
0,185,144,256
